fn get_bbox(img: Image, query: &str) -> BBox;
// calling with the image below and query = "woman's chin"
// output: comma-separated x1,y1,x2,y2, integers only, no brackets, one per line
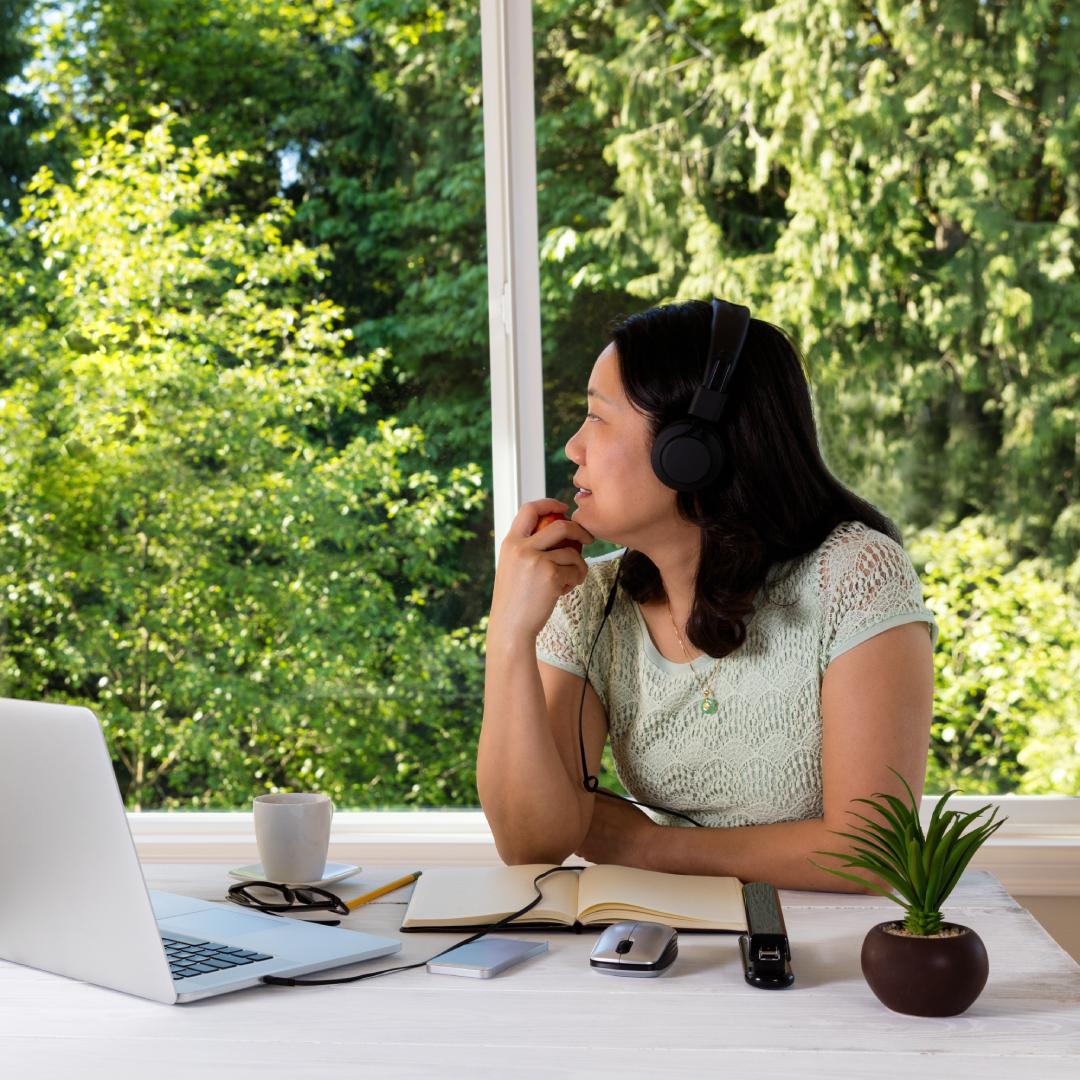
568,507,596,536
572,512,620,548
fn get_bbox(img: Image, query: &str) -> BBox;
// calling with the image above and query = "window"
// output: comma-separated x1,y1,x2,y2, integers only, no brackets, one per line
2,1,491,811
3,2,1075,850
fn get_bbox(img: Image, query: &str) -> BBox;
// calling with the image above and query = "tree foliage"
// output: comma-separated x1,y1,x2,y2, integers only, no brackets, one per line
555,0,1078,565
910,517,1079,794
0,111,486,808
1,0,1077,801
0,0,52,218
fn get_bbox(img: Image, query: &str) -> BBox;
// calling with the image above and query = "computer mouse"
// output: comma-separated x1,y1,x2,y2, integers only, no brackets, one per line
589,920,678,977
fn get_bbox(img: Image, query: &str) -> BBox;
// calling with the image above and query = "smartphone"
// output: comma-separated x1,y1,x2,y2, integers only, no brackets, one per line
426,938,548,978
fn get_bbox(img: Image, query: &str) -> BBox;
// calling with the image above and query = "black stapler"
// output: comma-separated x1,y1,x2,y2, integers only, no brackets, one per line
738,882,794,989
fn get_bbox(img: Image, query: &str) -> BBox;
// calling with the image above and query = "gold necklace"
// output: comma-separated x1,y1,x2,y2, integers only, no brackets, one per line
666,600,720,714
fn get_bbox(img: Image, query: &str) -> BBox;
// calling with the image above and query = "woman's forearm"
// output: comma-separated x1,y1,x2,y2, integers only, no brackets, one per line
643,817,875,893
477,637,589,864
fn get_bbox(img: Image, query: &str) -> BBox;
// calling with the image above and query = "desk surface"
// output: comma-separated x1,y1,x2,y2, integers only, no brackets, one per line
2,863,1078,1079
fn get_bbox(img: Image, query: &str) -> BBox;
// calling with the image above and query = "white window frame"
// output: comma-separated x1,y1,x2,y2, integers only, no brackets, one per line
126,1,1078,896
481,0,547,558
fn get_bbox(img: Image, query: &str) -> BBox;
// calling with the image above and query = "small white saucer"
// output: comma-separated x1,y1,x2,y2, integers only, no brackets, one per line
228,862,362,888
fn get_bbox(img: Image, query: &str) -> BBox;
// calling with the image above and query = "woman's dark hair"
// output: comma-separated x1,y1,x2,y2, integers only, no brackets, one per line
609,299,901,658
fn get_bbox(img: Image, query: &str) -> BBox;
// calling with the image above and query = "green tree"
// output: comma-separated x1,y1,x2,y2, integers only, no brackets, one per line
6,1,1078,798
911,516,1080,794
557,0,1079,565
0,109,487,808
0,0,52,218
25,0,638,519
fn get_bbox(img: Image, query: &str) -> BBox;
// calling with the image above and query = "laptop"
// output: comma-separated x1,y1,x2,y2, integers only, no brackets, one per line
0,698,401,1004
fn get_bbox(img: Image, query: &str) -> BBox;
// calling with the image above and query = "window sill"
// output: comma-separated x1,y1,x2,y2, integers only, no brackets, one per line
127,796,1080,894
130,809,499,870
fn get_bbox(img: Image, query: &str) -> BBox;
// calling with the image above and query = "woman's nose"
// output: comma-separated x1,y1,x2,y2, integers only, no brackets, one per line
565,429,583,462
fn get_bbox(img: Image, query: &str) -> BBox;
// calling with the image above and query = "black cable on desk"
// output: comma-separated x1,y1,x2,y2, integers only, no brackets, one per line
261,865,584,987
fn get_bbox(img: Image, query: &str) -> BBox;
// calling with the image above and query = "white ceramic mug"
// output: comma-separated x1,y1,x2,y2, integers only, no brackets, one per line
253,793,334,884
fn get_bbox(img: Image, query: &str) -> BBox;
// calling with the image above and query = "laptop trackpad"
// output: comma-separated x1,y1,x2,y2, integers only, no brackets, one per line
159,906,372,962
150,890,218,920
160,907,286,941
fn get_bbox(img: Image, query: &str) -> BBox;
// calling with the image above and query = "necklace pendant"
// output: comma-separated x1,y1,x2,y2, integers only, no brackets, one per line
702,696,718,715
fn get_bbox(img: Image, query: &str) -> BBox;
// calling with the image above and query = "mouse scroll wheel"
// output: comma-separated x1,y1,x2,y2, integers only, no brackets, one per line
615,939,633,954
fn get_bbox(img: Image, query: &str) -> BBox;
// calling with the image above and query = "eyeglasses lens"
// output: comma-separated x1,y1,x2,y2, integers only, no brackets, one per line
230,881,347,916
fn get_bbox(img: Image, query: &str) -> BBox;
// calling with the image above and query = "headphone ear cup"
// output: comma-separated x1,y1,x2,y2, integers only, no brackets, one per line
651,420,727,492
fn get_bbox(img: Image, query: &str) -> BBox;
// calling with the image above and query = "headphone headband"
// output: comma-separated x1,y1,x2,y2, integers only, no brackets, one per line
687,298,752,424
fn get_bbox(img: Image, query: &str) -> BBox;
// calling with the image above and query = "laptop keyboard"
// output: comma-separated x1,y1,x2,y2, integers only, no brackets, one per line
162,935,274,981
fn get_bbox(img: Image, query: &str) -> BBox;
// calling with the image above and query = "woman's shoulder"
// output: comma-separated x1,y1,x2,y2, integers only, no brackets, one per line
545,548,626,627
584,547,626,577
770,521,918,599
579,547,627,608
807,520,929,618
817,519,913,572
535,548,627,671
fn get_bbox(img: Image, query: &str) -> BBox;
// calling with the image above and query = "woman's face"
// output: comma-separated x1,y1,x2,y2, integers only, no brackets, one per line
565,343,679,545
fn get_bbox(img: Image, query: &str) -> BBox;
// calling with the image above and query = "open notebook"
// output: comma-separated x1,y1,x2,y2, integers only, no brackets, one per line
401,864,747,932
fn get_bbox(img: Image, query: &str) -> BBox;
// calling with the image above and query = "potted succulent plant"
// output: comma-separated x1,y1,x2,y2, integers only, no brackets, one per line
810,768,1006,1017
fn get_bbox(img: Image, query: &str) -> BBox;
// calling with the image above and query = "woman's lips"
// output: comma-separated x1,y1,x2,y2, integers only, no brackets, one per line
574,488,592,502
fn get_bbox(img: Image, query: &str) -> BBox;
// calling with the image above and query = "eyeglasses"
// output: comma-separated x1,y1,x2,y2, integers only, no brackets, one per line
227,880,349,925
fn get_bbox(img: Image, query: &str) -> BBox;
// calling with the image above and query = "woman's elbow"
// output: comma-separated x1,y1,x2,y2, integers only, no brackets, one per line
488,814,581,867
493,836,575,867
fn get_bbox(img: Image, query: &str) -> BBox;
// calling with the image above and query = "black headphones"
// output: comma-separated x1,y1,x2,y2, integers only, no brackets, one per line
649,298,752,492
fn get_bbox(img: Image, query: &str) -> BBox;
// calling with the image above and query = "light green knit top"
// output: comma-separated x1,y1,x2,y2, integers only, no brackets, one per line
535,521,939,829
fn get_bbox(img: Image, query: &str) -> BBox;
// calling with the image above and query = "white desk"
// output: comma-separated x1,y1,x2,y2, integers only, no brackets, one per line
2,864,1078,1079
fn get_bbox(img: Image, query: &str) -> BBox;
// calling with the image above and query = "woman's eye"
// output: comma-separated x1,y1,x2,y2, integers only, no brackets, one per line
584,412,600,422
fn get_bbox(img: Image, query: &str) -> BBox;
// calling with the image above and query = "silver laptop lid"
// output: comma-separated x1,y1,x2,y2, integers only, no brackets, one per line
0,698,176,1004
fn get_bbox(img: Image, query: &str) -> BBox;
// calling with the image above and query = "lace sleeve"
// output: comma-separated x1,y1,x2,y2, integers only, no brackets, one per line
821,527,939,668
535,588,586,677
535,553,621,688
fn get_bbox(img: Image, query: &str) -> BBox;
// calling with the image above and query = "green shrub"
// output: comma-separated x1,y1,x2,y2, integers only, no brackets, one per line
909,517,1079,795
0,111,488,809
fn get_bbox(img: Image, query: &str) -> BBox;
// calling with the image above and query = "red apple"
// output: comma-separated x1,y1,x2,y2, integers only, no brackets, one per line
532,511,582,553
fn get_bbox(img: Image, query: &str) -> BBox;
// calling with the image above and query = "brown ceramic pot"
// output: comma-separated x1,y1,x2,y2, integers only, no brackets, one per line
860,921,988,1017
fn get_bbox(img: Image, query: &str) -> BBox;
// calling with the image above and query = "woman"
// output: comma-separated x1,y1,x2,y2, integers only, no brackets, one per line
477,299,937,891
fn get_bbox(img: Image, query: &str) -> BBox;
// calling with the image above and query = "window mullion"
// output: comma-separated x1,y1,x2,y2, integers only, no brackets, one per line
480,0,546,569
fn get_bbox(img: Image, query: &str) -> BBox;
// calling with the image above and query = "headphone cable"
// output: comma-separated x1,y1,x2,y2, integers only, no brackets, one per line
577,555,705,828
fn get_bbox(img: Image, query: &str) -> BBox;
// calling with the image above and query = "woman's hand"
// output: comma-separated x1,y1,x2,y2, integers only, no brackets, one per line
487,498,595,644
574,790,660,868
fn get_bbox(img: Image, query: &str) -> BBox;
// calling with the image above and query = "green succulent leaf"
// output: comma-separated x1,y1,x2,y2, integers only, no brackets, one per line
906,834,927,900
937,811,1006,900
923,843,947,908
920,791,959,882
844,808,909,852
807,859,911,905
833,823,903,870
851,795,908,840
812,848,917,906
810,776,1008,921
847,802,909,862
889,767,926,843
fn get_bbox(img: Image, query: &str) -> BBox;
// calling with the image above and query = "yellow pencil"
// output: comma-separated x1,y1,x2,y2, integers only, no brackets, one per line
344,871,422,911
